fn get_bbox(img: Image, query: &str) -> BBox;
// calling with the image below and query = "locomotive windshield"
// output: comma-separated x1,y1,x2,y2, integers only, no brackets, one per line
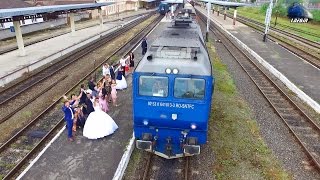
174,78,205,99
139,76,168,97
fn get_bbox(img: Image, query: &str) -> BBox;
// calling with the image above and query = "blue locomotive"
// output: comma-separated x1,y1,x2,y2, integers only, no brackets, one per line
133,10,214,159
287,3,313,20
158,2,169,15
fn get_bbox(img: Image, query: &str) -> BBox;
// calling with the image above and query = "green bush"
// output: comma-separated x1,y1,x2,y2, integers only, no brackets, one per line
260,3,269,14
311,10,320,22
273,4,287,17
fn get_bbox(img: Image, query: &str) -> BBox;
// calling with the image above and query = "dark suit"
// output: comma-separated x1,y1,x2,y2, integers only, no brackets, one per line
79,90,87,104
141,39,147,55
109,66,115,80
85,98,94,115
62,105,74,138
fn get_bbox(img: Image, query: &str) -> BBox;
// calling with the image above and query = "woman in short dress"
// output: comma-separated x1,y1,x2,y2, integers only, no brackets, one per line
111,80,118,107
99,89,109,112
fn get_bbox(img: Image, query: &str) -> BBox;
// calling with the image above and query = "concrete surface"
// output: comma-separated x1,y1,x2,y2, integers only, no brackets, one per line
196,6,320,106
19,18,166,180
0,9,154,87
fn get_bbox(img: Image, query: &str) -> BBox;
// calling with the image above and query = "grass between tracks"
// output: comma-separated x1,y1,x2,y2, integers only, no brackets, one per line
207,40,291,179
230,7,320,42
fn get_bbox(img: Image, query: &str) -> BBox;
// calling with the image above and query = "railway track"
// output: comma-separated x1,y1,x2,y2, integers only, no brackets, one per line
0,13,154,125
0,13,150,55
0,14,163,179
229,14,320,49
142,153,190,180
224,13,320,69
197,10,320,173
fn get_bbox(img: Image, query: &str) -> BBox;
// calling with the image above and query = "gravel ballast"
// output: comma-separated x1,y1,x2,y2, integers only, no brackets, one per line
211,32,320,179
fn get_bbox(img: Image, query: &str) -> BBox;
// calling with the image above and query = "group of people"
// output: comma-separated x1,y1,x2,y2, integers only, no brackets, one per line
62,51,136,141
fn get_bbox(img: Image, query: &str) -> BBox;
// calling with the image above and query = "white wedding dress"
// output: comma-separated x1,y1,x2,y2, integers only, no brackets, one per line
116,75,127,90
83,103,118,139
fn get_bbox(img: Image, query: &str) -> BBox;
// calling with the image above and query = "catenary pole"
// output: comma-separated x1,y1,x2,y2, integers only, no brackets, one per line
206,2,211,42
263,0,273,42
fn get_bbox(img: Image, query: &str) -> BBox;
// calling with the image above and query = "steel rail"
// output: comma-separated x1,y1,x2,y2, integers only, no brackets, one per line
184,156,190,180
0,13,155,125
142,153,153,180
0,12,154,98
228,14,320,49
223,13,320,69
197,10,320,172
0,75,68,124
0,14,163,179
225,12,320,42
0,13,151,55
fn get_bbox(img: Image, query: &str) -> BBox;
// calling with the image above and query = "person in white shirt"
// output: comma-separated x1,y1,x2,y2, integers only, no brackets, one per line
102,63,110,77
119,56,128,76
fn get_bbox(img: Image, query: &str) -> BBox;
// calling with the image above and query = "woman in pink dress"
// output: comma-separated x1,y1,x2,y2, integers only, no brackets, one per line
111,80,118,107
99,93,109,112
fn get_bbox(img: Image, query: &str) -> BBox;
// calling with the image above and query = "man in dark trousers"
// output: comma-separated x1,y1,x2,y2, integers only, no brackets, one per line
62,101,74,141
109,65,115,80
84,92,95,115
88,77,98,97
141,37,148,55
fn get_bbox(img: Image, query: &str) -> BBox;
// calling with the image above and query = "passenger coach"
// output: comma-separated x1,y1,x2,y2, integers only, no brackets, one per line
133,9,214,159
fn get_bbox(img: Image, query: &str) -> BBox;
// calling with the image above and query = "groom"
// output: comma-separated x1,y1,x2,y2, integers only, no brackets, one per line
62,101,74,141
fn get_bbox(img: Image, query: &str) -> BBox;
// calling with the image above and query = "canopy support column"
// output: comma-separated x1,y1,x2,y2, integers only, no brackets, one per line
69,13,76,36
13,20,26,56
224,7,227,20
135,1,138,11
217,6,219,16
233,8,237,25
99,9,103,27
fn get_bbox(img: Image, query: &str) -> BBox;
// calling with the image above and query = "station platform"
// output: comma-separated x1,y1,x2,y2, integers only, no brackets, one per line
16,16,166,179
19,76,134,179
0,9,154,87
196,6,320,110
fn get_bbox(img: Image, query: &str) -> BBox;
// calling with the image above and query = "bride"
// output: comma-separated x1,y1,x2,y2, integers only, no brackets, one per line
116,67,127,90
83,97,118,139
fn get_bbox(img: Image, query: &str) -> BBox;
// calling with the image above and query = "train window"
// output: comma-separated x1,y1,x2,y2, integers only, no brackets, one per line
174,78,205,99
139,76,168,97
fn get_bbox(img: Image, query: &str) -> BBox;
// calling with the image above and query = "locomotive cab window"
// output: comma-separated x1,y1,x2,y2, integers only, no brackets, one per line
174,78,205,99
139,76,168,97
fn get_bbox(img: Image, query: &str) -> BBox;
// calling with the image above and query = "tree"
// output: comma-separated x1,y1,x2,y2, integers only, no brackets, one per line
273,0,287,26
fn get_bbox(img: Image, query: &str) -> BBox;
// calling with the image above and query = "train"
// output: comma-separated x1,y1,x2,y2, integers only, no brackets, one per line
158,2,169,15
133,5,214,159
287,3,313,20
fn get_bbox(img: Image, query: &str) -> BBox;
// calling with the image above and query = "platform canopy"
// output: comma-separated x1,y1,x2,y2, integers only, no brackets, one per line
0,2,114,23
161,0,184,3
198,0,249,8
140,0,158,2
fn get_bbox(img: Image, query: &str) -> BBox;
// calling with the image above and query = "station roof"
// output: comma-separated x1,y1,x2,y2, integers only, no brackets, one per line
198,0,249,7
161,0,184,3
140,0,158,2
0,2,113,21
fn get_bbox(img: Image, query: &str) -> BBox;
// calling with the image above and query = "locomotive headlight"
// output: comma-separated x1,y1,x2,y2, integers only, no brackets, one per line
191,123,197,130
143,120,149,126
172,68,179,74
165,68,171,74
